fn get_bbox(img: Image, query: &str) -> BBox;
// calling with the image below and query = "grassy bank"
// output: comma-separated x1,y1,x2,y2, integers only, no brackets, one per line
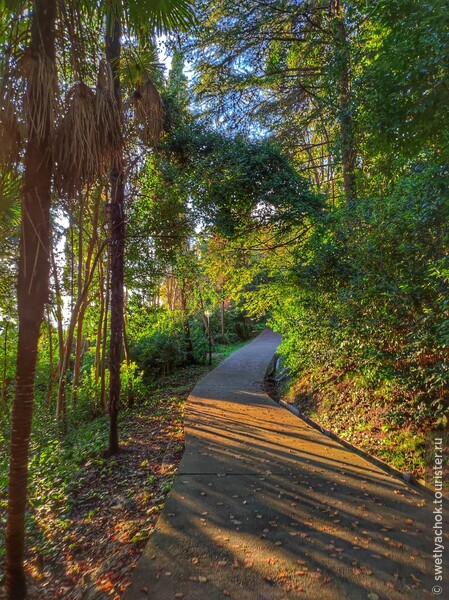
282,367,448,487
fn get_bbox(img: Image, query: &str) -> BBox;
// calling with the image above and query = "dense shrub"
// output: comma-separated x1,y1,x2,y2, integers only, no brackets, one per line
132,330,187,378
272,162,449,425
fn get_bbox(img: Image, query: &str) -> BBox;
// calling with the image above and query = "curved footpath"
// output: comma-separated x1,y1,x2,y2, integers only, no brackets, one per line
124,329,447,600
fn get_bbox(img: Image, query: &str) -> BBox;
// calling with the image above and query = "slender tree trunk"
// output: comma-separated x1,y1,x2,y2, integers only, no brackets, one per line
72,196,100,403
1,320,8,407
71,301,88,403
123,313,133,408
106,12,125,455
331,0,356,202
70,216,74,314
56,240,106,421
180,283,194,364
71,201,84,404
6,2,56,596
221,300,225,343
47,243,63,410
45,308,54,408
100,249,110,412
50,241,64,362
95,258,105,382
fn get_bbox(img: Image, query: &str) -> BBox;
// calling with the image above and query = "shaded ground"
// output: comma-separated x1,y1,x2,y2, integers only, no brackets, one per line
0,364,214,600
124,329,448,599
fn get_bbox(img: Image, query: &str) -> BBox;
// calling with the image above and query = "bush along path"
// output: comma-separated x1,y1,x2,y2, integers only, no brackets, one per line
124,329,447,600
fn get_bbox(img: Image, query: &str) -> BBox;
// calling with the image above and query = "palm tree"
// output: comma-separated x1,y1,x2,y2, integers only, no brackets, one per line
3,2,195,595
104,0,195,454
5,1,57,597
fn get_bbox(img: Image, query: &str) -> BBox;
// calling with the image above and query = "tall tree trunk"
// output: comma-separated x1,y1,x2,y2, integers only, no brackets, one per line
5,1,56,596
180,283,194,364
95,257,105,382
106,11,125,455
123,313,133,408
72,194,100,403
1,320,8,407
56,239,106,422
50,241,64,363
45,308,55,409
331,0,356,202
100,249,110,412
71,301,88,403
71,201,84,404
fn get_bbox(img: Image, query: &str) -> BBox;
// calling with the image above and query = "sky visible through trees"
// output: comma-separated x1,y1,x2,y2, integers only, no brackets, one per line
0,1,448,598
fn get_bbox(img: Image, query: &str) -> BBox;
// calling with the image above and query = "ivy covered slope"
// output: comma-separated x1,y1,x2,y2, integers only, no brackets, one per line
278,165,449,477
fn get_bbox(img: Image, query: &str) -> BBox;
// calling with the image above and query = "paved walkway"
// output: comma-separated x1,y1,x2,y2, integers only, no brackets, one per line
124,329,446,599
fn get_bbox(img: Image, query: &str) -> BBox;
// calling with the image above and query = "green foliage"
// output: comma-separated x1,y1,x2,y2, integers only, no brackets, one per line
74,364,109,421
132,329,187,378
165,125,320,236
189,321,209,364
120,360,146,405
359,0,449,164
273,160,449,424
130,310,189,377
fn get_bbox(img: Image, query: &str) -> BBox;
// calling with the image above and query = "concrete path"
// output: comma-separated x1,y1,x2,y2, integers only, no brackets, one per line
124,329,446,599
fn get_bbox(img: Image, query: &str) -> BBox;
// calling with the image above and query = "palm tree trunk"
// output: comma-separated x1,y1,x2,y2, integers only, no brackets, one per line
5,1,56,596
106,9,125,454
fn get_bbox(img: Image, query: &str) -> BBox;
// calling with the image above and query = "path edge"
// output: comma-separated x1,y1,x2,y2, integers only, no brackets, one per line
264,358,448,504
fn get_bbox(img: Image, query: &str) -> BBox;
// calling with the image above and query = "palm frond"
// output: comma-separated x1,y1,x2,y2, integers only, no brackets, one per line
126,0,196,37
21,49,57,142
54,82,103,194
0,170,20,231
0,89,21,167
121,44,165,89
133,79,163,148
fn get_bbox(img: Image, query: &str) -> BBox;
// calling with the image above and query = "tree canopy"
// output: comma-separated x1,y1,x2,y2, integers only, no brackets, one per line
0,1,448,597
